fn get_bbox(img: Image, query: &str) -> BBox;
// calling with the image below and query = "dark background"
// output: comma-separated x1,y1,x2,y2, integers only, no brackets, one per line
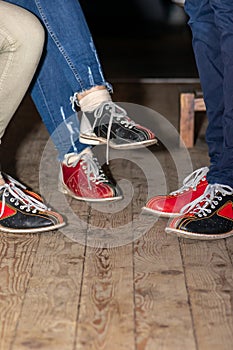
79,0,198,79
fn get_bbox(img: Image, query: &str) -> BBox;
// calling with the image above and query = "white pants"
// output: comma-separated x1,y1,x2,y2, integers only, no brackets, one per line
0,1,44,141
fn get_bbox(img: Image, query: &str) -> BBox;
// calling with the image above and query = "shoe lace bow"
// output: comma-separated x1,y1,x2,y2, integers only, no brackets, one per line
94,102,135,164
0,183,49,217
180,183,233,217
170,166,209,196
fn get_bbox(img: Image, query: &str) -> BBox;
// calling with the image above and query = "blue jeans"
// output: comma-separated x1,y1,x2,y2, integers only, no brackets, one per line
5,0,112,160
185,0,233,187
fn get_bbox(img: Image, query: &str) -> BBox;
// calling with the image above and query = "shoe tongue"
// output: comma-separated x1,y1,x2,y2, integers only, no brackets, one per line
65,148,93,165
66,154,79,165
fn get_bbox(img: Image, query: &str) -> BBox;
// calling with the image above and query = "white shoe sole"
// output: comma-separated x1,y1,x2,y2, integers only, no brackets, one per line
59,183,123,202
165,226,233,240
0,221,66,234
79,134,158,149
142,206,181,218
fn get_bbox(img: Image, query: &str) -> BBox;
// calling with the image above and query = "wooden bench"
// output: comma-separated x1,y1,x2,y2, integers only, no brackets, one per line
179,92,206,148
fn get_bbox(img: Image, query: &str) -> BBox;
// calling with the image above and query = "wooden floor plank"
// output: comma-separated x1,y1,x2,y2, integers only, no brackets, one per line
2,82,233,350
76,244,135,350
11,231,86,350
125,142,196,350
134,223,196,350
180,239,233,350
75,159,135,350
0,233,39,350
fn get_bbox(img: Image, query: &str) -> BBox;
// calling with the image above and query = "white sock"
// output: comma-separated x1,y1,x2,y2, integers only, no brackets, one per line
79,89,112,112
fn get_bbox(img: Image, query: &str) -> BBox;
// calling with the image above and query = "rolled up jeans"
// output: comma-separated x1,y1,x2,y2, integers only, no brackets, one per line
0,1,44,142
5,0,112,160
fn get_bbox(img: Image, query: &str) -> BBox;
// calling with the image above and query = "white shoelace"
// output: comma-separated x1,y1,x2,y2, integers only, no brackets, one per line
93,102,135,164
68,150,108,190
181,183,233,217
170,166,209,196
0,183,49,218
4,173,27,190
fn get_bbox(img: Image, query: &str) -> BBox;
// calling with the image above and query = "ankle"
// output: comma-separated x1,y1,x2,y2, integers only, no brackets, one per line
77,85,106,100
78,89,112,112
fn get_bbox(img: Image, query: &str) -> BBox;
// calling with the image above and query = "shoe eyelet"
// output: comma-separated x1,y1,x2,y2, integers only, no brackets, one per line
10,198,14,203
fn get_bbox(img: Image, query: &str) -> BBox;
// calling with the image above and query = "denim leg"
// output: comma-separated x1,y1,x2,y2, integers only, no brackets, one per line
5,0,112,159
185,0,233,187
208,0,233,187
6,0,112,93
185,0,224,169
31,50,87,160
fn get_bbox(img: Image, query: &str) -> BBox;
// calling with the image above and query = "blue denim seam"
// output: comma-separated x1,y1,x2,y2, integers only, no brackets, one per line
35,0,86,90
35,0,113,95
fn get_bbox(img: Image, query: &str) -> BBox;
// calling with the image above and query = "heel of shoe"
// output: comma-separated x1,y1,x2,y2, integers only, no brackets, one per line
80,112,93,134
79,134,102,145
58,183,68,194
58,168,68,194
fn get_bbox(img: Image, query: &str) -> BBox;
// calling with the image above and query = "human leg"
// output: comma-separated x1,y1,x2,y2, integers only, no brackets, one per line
203,0,233,187
0,2,65,232
2,0,119,202
166,0,233,239
3,0,107,164
0,1,44,141
184,0,233,187
4,0,156,203
144,0,221,217
6,0,157,159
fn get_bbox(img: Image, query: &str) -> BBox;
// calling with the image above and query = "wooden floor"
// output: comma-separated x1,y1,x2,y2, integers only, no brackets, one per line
1,83,233,350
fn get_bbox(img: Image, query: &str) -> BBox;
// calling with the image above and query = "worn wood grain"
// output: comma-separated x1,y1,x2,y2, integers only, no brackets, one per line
180,239,233,350
2,82,233,350
11,231,86,350
134,223,196,350
76,244,135,350
75,158,135,350
131,149,196,350
0,233,39,350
